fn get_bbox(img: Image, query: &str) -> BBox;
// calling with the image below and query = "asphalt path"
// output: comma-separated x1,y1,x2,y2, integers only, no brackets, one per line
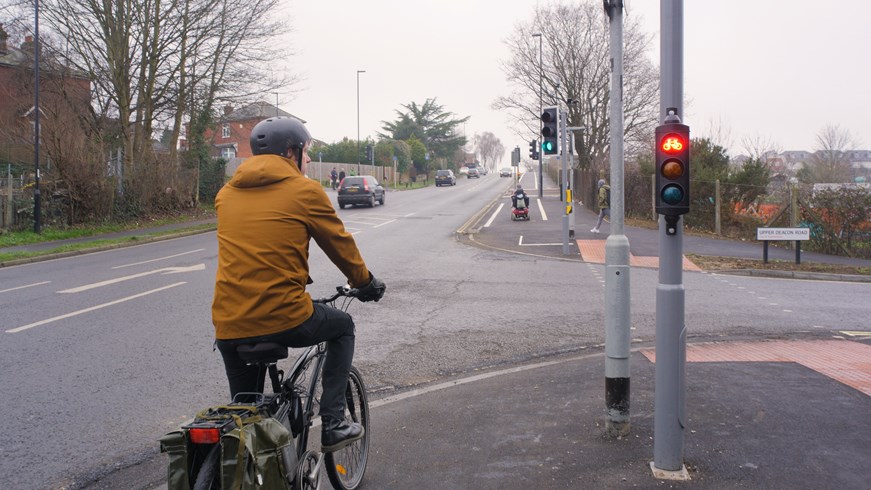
2,170,869,489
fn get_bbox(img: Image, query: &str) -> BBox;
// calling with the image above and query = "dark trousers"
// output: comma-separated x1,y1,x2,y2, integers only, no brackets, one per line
216,303,355,424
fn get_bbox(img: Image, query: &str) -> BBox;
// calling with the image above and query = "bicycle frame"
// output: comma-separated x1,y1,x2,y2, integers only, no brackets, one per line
283,342,328,456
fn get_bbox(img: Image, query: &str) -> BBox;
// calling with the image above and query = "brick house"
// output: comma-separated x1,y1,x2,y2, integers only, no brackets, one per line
0,28,91,170
203,101,305,174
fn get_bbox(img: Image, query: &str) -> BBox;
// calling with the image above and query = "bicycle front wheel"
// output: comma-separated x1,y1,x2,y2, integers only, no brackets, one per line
325,366,370,490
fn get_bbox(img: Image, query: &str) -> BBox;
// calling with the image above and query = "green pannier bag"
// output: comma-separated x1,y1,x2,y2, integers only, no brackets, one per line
161,404,297,490
159,429,193,490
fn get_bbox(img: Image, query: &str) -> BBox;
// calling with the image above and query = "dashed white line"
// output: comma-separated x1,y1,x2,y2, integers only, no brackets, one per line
0,281,51,294
6,282,187,334
113,249,205,269
373,219,397,228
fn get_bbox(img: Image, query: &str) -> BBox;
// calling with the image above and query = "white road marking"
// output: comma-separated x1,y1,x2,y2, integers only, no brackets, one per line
369,351,604,410
373,219,397,228
58,264,205,293
537,198,548,221
518,235,562,246
6,282,187,333
112,249,205,269
841,330,871,338
0,281,51,294
484,203,505,228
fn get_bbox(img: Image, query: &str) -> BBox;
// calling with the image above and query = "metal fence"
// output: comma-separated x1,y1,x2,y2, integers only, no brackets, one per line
546,159,871,259
0,175,27,231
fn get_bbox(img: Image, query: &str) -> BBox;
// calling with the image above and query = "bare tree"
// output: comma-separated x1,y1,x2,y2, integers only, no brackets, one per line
798,124,856,183
39,0,293,169
493,2,659,172
474,131,505,170
741,135,781,162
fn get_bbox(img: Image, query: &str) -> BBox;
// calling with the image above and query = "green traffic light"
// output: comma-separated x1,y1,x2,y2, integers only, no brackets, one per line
661,184,684,205
542,141,553,152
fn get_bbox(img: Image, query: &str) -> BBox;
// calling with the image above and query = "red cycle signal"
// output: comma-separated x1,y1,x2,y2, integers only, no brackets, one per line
654,123,690,218
660,134,685,154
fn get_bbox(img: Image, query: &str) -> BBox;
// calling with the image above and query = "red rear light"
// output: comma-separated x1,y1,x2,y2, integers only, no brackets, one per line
363,181,370,192
189,427,220,444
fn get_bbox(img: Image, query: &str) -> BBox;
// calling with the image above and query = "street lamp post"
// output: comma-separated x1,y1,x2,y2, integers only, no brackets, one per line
532,32,543,198
356,70,366,174
33,0,42,233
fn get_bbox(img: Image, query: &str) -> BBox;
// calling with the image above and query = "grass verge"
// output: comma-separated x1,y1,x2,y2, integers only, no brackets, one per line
0,223,216,264
687,254,870,276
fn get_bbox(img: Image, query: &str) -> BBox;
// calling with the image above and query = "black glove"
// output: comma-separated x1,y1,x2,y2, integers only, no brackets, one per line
356,273,386,302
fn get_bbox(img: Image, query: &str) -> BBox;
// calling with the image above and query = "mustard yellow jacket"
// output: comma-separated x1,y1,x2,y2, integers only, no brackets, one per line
212,154,369,340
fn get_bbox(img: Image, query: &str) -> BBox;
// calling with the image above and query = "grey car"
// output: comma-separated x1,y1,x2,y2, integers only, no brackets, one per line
435,169,457,186
337,175,385,208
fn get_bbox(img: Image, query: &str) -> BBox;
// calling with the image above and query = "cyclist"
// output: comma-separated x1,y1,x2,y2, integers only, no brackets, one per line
211,116,386,453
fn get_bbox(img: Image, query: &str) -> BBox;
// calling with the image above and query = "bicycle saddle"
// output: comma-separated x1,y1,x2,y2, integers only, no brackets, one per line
236,342,289,363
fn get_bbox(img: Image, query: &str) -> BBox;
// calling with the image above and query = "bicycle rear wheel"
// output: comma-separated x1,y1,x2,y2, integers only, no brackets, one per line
192,444,221,490
325,366,370,490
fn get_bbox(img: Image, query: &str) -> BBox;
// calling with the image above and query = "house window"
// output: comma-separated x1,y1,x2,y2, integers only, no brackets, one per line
221,147,236,159
222,123,230,138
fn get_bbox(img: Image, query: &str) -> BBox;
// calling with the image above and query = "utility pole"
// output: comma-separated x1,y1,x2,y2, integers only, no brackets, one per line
652,0,690,480
560,108,569,255
533,32,543,198
604,0,631,437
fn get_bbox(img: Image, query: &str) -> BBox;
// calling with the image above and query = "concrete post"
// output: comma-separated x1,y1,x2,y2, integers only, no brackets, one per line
604,0,631,437
715,179,721,235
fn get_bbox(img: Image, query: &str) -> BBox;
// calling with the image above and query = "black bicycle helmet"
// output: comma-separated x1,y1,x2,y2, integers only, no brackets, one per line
249,116,311,168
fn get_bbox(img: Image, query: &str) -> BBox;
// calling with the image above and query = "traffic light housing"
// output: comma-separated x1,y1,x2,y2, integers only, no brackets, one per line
541,107,558,155
654,122,690,221
528,139,539,160
365,144,374,162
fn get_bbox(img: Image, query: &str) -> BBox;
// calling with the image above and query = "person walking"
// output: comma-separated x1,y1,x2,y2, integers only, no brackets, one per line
330,167,338,190
338,167,346,184
590,179,611,233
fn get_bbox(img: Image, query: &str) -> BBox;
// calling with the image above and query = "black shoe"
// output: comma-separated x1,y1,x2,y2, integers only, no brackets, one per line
321,420,364,453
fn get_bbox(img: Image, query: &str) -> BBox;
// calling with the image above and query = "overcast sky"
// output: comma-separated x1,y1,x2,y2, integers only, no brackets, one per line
279,0,870,158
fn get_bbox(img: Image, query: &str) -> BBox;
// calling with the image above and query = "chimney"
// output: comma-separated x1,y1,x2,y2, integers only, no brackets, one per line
223,104,233,116
21,35,34,55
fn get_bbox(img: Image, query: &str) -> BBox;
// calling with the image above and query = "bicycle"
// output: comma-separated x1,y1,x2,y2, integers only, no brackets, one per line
183,286,371,490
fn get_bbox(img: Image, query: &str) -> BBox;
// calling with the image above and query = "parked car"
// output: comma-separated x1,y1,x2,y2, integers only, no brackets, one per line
479,166,489,175
337,175,385,208
467,167,481,178
499,167,512,177
435,169,457,186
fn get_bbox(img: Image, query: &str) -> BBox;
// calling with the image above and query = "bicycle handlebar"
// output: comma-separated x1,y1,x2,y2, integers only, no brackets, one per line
312,285,360,304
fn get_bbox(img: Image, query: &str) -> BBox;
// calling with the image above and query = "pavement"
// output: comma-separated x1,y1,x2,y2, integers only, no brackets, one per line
6,179,871,489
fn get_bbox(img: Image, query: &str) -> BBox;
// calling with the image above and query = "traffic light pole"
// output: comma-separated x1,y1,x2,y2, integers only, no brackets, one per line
604,0,631,438
560,109,569,255
652,0,689,480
